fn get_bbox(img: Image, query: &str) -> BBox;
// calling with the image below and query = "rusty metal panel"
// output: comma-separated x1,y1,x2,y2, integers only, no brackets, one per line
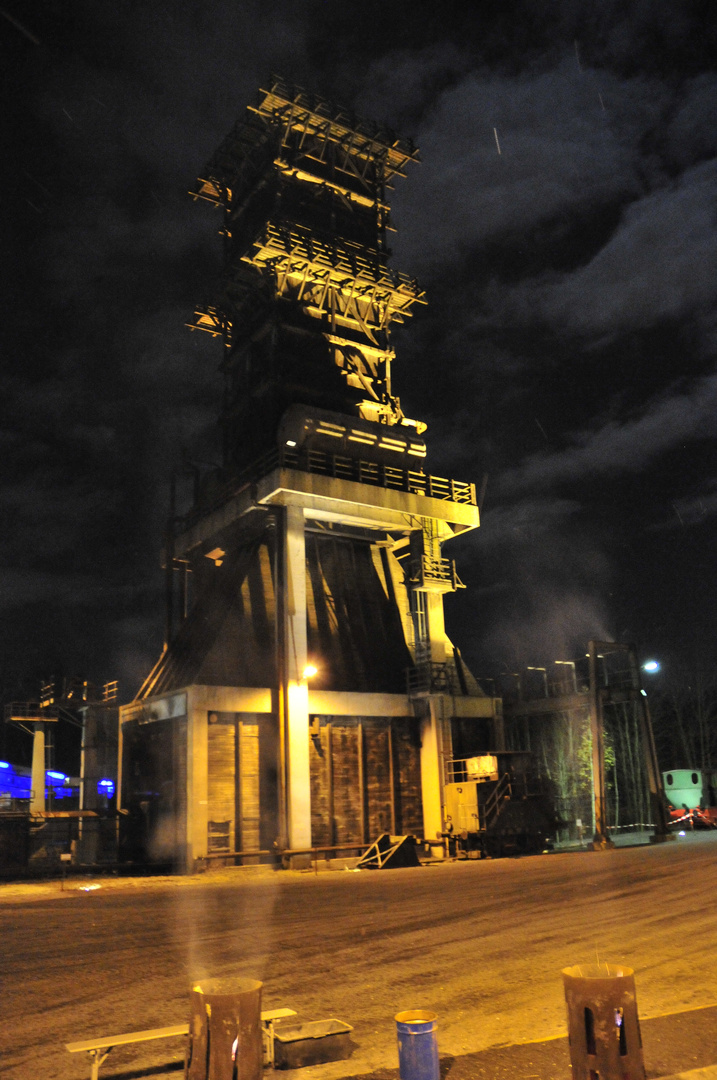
364,722,392,838
326,719,361,845
392,718,423,836
309,720,332,847
309,716,422,847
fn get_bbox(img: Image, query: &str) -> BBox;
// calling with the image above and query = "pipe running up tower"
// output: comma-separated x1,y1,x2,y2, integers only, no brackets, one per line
121,77,500,871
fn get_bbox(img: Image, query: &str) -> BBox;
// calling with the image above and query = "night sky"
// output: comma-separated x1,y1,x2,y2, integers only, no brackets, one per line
3,1,717,727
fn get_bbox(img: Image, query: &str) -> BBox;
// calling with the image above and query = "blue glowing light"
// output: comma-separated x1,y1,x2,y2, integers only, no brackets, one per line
98,778,115,798
46,770,66,780
642,660,660,673
0,761,10,769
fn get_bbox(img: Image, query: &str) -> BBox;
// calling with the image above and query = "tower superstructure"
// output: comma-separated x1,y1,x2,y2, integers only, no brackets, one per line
188,74,426,469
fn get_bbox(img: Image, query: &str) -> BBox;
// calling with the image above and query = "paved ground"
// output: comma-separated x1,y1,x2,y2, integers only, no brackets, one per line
2,831,717,1080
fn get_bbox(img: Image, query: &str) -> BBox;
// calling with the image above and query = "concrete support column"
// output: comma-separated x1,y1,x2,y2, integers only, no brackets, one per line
285,506,311,852
426,593,448,664
420,698,445,857
187,689,208,872
30,724,45,814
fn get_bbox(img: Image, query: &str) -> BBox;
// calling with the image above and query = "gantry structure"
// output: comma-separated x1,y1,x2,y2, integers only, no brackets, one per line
119,77,501,871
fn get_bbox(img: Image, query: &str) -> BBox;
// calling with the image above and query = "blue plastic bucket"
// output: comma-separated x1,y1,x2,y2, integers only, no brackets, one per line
395,1010,439,1080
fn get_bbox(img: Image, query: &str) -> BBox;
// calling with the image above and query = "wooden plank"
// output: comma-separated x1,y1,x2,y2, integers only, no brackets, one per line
66,1024,189,1053
261,1008,296,1022
239,721,260,853
66,1011,296,1053
207,717,235,852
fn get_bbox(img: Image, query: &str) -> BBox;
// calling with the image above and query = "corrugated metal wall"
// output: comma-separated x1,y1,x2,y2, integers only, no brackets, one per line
309,716,423,848
206,713,274,859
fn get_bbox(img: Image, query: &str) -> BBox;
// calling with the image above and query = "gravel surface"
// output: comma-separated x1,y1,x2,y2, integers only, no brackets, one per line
3,832,717,1080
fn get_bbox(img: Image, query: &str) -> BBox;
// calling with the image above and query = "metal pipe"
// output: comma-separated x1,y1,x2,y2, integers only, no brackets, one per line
357,721,366,843
198,838,430,862
280,843,383,855
588,640,609,844
326,722,334,846
198,849,275,861
628,645,671,842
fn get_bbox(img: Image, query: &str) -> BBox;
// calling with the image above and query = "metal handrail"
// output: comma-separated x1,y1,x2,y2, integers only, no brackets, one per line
179,446,476,532
406,661,463,697
484,773,512,830
4,702,59,722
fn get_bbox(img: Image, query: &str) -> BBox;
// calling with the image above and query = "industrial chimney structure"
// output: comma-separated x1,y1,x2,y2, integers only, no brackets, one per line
119,77,502,871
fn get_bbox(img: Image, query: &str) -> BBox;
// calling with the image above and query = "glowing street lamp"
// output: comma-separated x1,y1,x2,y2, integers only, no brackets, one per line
642,660,661,674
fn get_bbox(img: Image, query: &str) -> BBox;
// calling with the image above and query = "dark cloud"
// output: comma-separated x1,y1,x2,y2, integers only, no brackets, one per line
2,0,717,701
493,159,717,345
501,372,717,491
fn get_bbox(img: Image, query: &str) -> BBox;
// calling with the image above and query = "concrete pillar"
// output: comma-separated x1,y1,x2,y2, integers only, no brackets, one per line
426,593,448,664
30,724,45,814
187,689,208,871
285,506,311,851
420,699,445,856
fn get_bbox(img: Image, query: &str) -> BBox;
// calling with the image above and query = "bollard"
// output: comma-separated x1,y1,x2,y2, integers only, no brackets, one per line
562,963,645,1080
395,1010,439,1080
186,976,262,1080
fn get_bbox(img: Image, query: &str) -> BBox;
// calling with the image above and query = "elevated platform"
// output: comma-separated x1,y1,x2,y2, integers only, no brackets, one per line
173,449,478,559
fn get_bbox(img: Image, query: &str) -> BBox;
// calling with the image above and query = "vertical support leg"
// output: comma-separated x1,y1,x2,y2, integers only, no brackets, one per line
627,646,672,843
588,640,611,846
284,506,311,856
31,723,45,815
419,699,445,856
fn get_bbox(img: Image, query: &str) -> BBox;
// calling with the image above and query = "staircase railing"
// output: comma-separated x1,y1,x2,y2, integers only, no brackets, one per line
483,772,512,830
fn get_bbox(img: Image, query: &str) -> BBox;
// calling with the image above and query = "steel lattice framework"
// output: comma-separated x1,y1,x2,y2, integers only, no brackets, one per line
188,75,426,469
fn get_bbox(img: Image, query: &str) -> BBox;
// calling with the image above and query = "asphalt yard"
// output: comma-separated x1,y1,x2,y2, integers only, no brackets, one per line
3,831,717,1080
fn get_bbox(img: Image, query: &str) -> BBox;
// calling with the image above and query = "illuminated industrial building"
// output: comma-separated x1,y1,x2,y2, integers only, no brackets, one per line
119,77,502,871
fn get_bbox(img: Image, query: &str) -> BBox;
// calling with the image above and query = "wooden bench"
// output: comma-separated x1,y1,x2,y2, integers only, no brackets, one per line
65,1008,297,1079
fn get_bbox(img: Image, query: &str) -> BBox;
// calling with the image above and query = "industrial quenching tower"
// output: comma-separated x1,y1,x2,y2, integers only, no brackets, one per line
122,77,500,869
